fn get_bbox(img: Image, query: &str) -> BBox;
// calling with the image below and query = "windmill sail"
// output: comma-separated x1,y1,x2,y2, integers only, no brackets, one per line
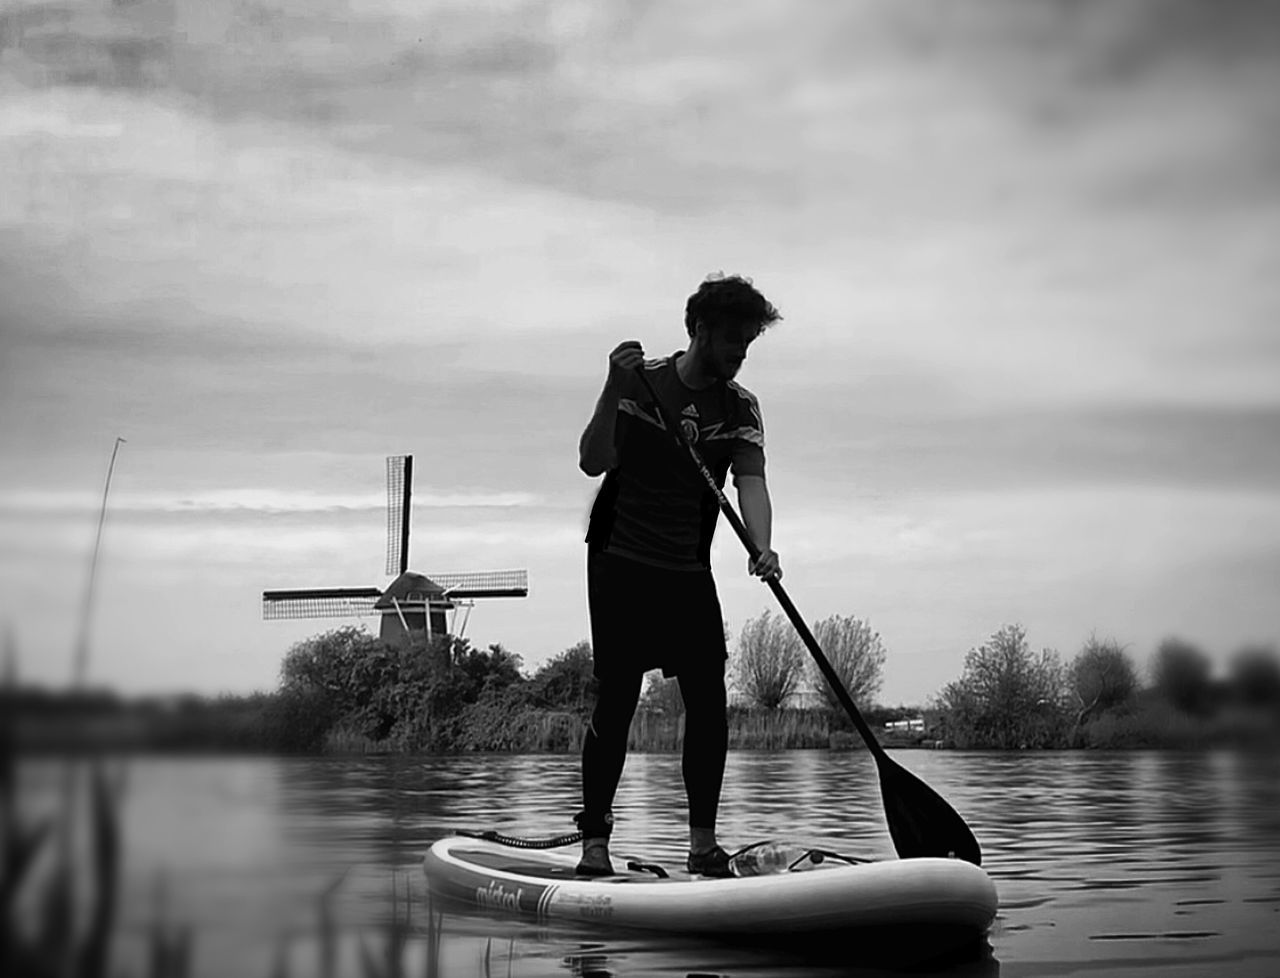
386,455,412,576
430,570,529,599
262,587,381,620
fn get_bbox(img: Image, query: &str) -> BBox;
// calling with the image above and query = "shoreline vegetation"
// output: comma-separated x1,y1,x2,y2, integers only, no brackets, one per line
7,624,1278,755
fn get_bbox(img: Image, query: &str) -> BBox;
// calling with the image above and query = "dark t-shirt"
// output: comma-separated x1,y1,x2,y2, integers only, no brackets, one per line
585,351,766,571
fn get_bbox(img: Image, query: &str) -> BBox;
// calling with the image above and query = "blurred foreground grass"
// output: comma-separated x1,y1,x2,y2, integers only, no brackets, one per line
0,692,513,978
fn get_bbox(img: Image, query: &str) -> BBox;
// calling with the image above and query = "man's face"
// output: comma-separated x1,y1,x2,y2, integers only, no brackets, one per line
703,321,760,380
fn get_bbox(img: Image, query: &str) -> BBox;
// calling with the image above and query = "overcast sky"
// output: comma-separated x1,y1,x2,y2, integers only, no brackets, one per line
2,0,1277,705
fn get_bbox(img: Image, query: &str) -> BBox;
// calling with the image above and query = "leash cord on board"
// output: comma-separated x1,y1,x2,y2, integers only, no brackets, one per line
459,829,585,849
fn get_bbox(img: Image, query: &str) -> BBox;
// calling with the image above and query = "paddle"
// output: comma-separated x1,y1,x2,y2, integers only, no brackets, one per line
634,368,982,866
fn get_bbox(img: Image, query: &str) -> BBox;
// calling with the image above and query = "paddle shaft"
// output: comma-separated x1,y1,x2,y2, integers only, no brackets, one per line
633,370,887,760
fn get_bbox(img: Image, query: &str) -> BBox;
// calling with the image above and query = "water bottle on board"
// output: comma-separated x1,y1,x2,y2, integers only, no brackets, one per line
728,841,813,877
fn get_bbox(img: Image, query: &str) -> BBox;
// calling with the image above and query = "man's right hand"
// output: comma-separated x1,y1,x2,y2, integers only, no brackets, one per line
606,340,645,391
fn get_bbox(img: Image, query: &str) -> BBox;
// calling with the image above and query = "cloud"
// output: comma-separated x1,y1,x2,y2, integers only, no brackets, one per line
6,0,1278,424
766,398,1280,500
8,1,1279,217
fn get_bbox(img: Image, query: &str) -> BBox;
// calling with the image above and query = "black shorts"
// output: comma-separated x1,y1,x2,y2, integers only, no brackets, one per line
587,550,727,682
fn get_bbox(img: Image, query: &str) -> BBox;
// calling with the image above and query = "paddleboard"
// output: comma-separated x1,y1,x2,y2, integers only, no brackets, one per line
423,835,997,954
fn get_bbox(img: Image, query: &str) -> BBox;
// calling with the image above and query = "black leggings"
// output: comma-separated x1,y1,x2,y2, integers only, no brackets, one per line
580,661,728,836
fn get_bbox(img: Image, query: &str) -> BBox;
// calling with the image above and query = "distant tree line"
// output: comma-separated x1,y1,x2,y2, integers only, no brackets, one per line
727,611,1278,750
931,625,1279,749
6,617,1276,754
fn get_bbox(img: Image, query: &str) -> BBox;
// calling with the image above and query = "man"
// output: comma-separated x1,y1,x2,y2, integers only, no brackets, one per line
575,273,783,877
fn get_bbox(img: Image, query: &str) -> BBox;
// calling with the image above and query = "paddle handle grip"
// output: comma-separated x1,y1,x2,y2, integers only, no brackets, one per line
633,370,885,757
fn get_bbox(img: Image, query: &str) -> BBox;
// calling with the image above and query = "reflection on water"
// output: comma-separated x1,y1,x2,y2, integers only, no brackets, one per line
16,749,1280,977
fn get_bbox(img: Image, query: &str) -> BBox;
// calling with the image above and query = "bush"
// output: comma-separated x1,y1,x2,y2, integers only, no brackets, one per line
527,641,595,715
1151,638,1214,716
1228,646,1280,710
1078,698,1205,749
257,686,339,752
732,611,805,710
639,674,684,715
935,624,1069,748
810,615,886,712
1068,635,1138,743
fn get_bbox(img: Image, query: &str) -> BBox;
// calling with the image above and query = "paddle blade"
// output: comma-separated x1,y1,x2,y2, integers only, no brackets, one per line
876,754,982,866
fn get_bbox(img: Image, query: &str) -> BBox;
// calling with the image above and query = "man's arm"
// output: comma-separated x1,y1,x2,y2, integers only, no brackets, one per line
579,340,644,476
578,385,622,476
736,474,781,580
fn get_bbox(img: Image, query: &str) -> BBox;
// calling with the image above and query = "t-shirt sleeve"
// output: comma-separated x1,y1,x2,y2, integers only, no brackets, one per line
730,391,766,484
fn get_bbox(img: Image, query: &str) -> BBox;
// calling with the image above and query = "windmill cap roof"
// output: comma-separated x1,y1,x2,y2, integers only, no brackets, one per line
374,571,446,608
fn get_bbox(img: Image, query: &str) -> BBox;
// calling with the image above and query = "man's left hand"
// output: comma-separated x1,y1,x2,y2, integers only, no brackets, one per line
749,548,782,582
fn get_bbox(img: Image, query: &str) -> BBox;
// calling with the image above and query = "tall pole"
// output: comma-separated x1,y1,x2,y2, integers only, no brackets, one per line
56,437,126,928
71,436,126,688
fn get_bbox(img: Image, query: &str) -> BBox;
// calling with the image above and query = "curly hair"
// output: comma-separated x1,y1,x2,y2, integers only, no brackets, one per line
684,273,782,338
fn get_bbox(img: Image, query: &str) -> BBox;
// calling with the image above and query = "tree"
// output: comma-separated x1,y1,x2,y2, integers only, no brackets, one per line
732,611,805,710
936,624,1067,749
276,629,529,748
278,626,402,736
529,641,596,714
451,641,524,700
810,614,886,713
1069,634,1138,728
1151,638,1213,715
258,685,337,752
280,626,382,695
640,673,685,715
1227,645,1280,710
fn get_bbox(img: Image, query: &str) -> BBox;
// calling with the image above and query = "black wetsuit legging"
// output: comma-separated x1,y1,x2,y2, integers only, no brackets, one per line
580,661,728,836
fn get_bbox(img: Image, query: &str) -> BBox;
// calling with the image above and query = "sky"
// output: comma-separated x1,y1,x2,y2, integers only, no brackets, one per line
1,0,1278,705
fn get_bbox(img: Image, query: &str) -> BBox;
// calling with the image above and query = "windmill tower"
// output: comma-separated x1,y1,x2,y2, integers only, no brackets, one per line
261,456,528,653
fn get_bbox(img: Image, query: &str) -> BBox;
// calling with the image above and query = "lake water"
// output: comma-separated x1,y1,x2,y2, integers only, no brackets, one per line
16,749,1280,977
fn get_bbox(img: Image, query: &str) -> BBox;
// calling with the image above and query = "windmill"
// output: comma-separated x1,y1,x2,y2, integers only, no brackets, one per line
262,455,528,651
